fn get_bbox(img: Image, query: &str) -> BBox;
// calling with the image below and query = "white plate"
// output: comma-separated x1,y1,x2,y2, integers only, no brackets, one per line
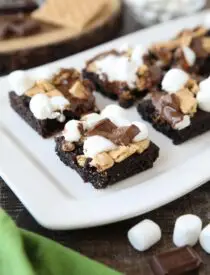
0,11,210,230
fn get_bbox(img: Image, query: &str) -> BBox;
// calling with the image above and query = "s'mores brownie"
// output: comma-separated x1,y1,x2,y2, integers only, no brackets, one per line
83,46,163,108
137,68,210,144
9,68,97,137
55,104,159,189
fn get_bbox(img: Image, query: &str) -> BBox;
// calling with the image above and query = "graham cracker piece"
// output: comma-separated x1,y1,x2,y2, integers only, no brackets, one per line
32,0,107,30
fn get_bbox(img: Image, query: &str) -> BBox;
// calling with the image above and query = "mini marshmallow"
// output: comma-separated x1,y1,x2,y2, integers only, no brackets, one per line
50,96,70,111
128,219,161,252
81,113,102,129
63,120,83,142
197,77,210,112
173,214,202,247
199,224,210,254
8,70,34,96
173,115,191,130
29,94,57,120
108,116,130,127
161,68,189,93
132,121,148,142
84,135,117,158
182,46,196,67
101,104,128,120
131,45,147,65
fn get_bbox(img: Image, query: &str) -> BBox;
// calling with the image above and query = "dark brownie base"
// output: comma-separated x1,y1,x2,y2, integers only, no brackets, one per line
137,99,210,145
82,70,136,108
55,137,159,189
9,91,79,138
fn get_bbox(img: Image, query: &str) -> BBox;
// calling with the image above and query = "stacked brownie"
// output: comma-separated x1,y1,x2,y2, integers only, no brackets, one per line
55,104,159,189
9,68,98,137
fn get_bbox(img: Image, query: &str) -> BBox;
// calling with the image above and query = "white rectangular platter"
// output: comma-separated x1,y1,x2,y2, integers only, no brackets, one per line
0,11,210,229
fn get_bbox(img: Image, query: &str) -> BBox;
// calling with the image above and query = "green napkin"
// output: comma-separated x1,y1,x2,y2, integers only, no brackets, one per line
0,209,121,275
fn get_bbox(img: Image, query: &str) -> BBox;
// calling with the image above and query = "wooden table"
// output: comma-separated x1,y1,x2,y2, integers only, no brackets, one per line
1,4,210,274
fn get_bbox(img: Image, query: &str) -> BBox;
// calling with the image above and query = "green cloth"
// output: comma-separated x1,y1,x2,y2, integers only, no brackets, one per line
0,209,121,275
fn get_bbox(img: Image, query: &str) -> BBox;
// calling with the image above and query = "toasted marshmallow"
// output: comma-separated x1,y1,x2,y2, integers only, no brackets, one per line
174,115,191,130
29,94,57,120
199,224,210,254
182,46,196,66
81,113,102,129
128,219,161,251
132,121,149,142
8,70,34,96
197,77,210,112
173,214,202,247
162,68,189,93
63,120,83,142
84,135,117,158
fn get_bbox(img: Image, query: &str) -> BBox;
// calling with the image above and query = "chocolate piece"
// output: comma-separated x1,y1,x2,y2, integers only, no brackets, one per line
0,0,37,14
86,118,140,146
191,38,208,59
149,246,202,275
151,92,183,128
137,98,210,144
55,136,159,189
0,14,41,39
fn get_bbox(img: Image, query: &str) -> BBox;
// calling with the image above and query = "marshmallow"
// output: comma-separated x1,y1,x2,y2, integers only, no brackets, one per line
29,94,57,120
50,96,70,111
81,113,102,129
173,214,202,247
63,120,83,142
132,121,148,142
101,104,128,120
128,219,161,251
84,135,117,158
161,68,189,93
95,47,145,88
197,77,210,112
174,115,191,130
199,224,210,254
182,46,196,67
8,70,34,96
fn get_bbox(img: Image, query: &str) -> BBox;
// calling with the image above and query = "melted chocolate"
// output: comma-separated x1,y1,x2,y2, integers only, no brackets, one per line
151,92,184,128
86,118,140,146
191,37,208,58
52,69,96,116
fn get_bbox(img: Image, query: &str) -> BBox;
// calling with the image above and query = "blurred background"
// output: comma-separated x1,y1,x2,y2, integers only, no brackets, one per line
0,0,208,75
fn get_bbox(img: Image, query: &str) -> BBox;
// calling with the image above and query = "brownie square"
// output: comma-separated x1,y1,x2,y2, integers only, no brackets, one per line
55,136,159,189
9,92,79,138
137,99,210,145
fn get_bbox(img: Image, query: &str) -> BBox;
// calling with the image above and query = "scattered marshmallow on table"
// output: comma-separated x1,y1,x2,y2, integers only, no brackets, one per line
173,214,202,247
128,219,161,251
199,224,210,254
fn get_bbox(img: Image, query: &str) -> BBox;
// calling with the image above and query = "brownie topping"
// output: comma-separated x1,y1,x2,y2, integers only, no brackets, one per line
190,38,208,58
52,68,96,115
151,92,184,128
0,14,41,39
86,118,140,146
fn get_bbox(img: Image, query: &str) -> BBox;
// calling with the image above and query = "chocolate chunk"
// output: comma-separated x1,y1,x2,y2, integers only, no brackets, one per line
151,92,184,128
86,118,140,146
0,0,37,14
87,118,117,136
0,15,41,39
149,246,202,275
111,125,140,146
191,38,208,58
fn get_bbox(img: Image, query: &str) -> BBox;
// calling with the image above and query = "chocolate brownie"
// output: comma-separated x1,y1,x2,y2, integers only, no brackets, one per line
137,97,210,145
83,50,163,108
55,136,159,189
54,108,159,189
9,68,98,138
